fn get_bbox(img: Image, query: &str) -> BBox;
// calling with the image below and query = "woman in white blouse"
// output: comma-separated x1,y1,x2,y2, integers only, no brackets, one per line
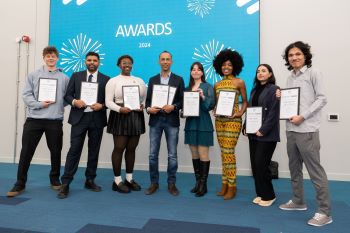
105,55,147,193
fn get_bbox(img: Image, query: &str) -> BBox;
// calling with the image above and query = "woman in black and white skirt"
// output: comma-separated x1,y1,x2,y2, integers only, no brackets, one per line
105,55,146,193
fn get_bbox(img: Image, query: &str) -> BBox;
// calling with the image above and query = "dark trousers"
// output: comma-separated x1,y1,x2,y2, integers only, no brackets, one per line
61,113,104,184
15,118,63,187
249,139,277,201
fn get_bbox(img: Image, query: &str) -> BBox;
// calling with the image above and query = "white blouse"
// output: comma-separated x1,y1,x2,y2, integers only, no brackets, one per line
105,74,147,112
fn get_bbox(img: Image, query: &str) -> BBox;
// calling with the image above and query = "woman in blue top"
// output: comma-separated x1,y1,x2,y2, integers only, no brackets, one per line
243,64,280,207
184,62,215,197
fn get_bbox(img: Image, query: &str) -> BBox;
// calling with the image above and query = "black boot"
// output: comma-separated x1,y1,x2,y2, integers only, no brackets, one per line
196,161,210,197
190,159,200,193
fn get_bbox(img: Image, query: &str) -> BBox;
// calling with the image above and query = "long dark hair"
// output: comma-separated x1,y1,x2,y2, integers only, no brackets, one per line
189,62,206,89
253,64,276,87
283,41,312,70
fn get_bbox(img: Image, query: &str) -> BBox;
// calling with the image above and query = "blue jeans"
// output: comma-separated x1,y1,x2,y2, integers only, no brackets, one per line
149,117,179,184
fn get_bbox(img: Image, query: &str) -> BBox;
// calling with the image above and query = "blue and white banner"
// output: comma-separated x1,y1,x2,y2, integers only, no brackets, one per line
50,0,259,92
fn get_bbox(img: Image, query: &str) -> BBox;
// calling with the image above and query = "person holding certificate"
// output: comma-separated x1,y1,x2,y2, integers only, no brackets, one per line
144,51,185,196
242,64,280,207
213,49,247,200
7,46,69,197
58,52,110,199
277,41,332,227
105,55,146,193
184,62,215,197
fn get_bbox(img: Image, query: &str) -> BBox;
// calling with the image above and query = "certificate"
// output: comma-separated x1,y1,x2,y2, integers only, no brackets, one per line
167,86,177,105
151,84,169,108
122,85,140,110
183,91,200,117
280,87,300,119
215,91,236,117
38,78,57,102
80,82,99,106
246,107,262,134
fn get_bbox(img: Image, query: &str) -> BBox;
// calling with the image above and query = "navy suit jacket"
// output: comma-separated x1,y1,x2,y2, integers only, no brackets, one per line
64,70,110,128
146,73,185,127
245,83,280,142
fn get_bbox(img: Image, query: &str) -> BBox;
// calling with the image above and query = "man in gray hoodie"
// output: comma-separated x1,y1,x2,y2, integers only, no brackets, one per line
7,46,69,197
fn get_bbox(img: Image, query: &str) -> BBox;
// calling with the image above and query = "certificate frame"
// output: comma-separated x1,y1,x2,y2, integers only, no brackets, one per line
167,86,177,105
279,87,300,120
246,106,263,134
151,84,169,108
215,90,236,117
37,78,58,102
122,85,141,110
80,81,99,106
182,91,200,117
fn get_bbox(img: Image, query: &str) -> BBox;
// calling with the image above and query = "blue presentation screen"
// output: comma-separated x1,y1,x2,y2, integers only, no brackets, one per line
50,0,259,92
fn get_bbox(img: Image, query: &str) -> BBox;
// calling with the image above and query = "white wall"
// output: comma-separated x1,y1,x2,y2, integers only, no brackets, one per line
1,0,349,180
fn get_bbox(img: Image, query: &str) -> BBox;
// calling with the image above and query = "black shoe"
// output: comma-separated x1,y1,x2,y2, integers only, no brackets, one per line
112,181,130,193
144,183,159,195
50,180,62,190
124,179,141,191
7,185,25,197
57,184,69,199
84,179,102,192
168,183,179,196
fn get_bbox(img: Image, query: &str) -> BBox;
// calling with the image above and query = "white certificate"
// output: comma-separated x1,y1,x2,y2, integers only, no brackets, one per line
38,78,57,102
246,107,263,134
280,87,300,119
167,86,177,105
215,91,236,117
123,85,140,110
80,82,99,106
151,84,169,108
183,91,200,117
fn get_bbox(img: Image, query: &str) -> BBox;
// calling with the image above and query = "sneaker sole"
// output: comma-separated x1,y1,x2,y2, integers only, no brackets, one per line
279,206,307,211
7,189,25,197
308,219,333,227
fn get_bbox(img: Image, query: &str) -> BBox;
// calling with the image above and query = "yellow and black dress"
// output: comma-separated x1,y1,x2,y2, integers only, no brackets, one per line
215,75,242,188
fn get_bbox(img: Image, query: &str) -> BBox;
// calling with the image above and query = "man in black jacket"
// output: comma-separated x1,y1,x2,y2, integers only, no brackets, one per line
58,52,110,199
144,51,184,196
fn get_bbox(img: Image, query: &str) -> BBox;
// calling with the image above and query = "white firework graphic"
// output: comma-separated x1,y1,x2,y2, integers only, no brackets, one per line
236,0,259,15
60,33,105,73
192,39,231,85
187,0,215,18
62,0,88,6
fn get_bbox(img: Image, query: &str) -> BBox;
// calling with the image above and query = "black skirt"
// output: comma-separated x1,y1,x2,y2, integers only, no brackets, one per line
107,110,145,136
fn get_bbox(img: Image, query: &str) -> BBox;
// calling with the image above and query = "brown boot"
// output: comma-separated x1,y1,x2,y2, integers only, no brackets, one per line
223,186,237,200
216,183,228,196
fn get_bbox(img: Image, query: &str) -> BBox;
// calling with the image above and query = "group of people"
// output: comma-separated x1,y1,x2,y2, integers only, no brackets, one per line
6,41,332,227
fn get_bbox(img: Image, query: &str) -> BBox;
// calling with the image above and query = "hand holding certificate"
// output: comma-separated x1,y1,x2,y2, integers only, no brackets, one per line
183,91,200,117
246,107,262,134
215,91,236,117
123,85,140,110
80,82,99,106
38,78,57,102
280,87,300,119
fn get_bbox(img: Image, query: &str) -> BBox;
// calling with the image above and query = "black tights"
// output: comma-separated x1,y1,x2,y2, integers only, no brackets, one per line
112,135,140,176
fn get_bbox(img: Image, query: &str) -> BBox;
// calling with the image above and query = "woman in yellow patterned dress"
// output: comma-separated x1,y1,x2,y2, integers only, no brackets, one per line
213,49,248,200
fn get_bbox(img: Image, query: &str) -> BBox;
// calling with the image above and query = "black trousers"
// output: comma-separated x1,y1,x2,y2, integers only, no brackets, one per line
61,113,104,184
249,139,277,200
15,118,63,187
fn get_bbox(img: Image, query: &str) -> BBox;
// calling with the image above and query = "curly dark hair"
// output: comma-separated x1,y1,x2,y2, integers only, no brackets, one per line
283,41,312,70
188,62,206,89
253,64,276,87
42,46,58,57
212,49,244,76
117,55,134,66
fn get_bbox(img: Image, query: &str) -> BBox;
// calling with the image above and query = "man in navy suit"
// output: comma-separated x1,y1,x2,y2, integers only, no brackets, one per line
144,51,185,196
58,52,110,199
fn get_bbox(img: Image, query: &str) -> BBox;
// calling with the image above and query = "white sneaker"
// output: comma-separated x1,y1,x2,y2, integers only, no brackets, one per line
252,197,261,204
259,198,276,207
307,213,333,227
279,200,307,211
